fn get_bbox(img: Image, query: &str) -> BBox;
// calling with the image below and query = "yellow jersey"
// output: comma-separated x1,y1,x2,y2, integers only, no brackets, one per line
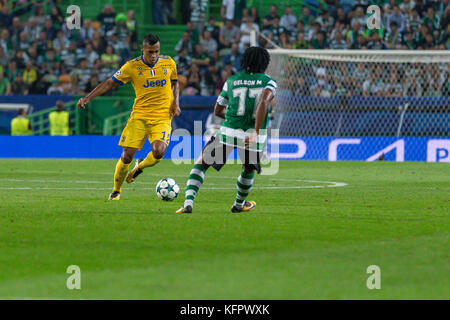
111,54,178,121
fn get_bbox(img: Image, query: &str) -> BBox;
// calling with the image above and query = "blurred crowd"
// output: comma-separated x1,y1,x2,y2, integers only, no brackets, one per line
0,1,138,96
0,0,449,98
174,0,450,96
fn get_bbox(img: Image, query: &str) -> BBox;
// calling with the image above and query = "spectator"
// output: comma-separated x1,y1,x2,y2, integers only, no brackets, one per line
310,67,332,97
403,68,423,96
0,6,12,29
350,6,367,29
363,68,385,96
112,13,129,43
306,22,323,42
204,16,221,45
262,5,280,31
175,32,194,55
385,22,404,49
339,0,354,15
336,7,350,26
34,5,48,29
60,42,79,73
200,30,218,62
384,72,403,97
191,43,211,72
24,17,40,42
403,31,417,49
249,7,261,27
299,7,315,33
191,0,208,34
50,6,64,30
16,31,30,52
101,45,120,71
85,73,100,93
0,44,8,67
80,19,95,43
364,27,385,49
222,43,241,72
239,16,259,50
423,7,440,34
126,10,138,51
53,30,69,53
174,47,192,76
23,61,37,88
91,31,107,55
219,19,240,49
311,31,327,49
221,0,247,25
387,6,406,33
70,58,91,95
294,76,310,96
329,30,348,49
186,21,200,45
406,8,422,34
85,43,99,69
292,32,309,49
43,20,57,41
186,63,201,95
11,75,28,95
181,0,191,24
10,108,31,135
5,60,20,82
268,17,288,48
49,100,70,136
280,6,297,34
315,10,335,34
400,0,416,14
97,5,116,36
0,69,10,94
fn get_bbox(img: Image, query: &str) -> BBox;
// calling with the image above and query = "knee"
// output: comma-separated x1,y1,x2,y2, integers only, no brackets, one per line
121,152,134,164
242,164,254,174
152,145,166,159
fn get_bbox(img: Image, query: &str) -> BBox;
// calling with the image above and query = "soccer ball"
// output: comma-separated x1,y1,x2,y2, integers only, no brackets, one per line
155,178,180,201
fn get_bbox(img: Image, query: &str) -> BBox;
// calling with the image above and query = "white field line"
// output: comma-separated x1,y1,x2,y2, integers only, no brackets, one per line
0,177,347,190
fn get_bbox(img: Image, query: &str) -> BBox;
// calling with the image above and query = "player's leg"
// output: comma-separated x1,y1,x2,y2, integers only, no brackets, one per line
110,118,146,199
231,148,261,212
176,135,229,214
110,147,138,200
176,156,210,213
127,120,170,183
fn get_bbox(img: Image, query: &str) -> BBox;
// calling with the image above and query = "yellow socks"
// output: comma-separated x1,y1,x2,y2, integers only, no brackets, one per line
113,159,130,193
138,152,161,170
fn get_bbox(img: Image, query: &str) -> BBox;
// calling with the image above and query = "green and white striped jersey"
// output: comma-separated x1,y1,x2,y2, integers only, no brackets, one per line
216,71,277,151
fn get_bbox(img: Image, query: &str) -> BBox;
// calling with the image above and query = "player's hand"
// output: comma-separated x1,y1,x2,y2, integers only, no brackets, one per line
77,97,90,109
171,105,181,117
245,132,258,149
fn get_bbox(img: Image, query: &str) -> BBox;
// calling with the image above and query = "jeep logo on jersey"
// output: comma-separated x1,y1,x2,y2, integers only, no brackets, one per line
143,79,167,88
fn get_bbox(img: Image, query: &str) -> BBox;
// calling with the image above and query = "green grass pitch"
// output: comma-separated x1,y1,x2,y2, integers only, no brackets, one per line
0,159,448,299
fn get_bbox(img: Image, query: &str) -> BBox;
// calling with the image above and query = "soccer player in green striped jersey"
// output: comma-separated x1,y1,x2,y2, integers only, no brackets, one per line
176,46,277,214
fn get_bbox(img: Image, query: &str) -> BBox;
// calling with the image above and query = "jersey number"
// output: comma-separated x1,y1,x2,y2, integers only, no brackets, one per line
232,87,263,117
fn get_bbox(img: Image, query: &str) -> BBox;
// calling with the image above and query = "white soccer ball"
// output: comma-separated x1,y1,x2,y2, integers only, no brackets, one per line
156,178,179,201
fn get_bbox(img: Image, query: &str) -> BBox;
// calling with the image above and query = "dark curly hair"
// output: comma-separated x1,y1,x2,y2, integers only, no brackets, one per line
240,46,271,74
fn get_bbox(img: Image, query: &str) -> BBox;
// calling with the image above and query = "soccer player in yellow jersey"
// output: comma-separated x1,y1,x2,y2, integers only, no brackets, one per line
77,34,180,200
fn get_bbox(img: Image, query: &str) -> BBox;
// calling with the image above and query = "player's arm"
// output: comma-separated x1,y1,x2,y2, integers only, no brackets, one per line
214,103,226,119
245,88,274,148
76,78,119,109
170,80,181,117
